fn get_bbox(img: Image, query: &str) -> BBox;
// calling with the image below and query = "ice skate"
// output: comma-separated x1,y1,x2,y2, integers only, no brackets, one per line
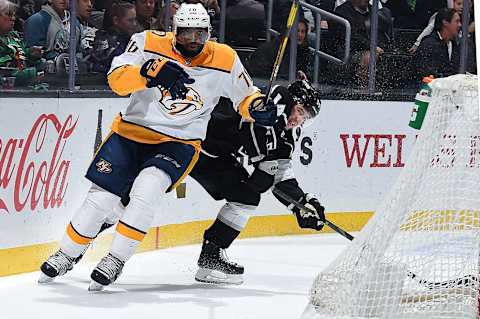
38,250,75,284
195,240,244,285
88,253,125,291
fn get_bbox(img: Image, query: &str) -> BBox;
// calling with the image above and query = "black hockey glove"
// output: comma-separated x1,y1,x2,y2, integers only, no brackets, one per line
140,58,195,100
292,194,325,231
246,160,278,193
249,96,279,127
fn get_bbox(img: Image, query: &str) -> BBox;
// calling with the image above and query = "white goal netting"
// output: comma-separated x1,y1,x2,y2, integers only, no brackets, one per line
304,74,480,319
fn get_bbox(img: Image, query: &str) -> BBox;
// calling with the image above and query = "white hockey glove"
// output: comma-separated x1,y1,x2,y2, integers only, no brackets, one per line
291,194,325,231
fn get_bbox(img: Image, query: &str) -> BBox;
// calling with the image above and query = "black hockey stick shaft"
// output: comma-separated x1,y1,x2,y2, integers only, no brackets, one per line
265,0,300,102
272,187,479,289
272,187,354,240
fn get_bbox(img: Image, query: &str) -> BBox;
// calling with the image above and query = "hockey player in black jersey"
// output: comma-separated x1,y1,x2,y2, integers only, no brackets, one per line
190,80,325,284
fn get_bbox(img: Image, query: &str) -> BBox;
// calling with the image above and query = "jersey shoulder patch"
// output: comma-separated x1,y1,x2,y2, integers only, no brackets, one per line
143,31,175,58
200,41,236,73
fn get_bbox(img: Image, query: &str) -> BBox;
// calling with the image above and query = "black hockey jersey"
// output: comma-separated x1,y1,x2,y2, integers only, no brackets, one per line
201,85,299,164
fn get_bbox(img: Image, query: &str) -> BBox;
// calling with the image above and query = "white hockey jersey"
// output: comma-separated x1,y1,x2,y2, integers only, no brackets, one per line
107,31,260,142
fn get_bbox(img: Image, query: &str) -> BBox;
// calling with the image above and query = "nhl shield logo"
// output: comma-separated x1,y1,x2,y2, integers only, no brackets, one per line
96,158,112,173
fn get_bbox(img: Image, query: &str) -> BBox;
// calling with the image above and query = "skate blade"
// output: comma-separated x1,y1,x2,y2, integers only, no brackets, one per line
38,273,55,284
88,280,106,292
195,268,243,285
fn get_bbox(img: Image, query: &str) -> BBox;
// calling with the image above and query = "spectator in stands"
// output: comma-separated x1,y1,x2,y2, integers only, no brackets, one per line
414,8,462,79
89,1,136,74
224,0,264,45
383,0,416,29
14,0,36,33
134,0,156,31
156,0,179,31
409,0,475,54
77,0,95,50
24,0,81,61
414,0,447,28
245,16,313,80
0,0,43,86
330,0,393,87
88,0,115,29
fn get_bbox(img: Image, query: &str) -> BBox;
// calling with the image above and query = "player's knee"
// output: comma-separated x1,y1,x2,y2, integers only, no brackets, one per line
128,167,171,212
85,184,119,215
218,201,256,231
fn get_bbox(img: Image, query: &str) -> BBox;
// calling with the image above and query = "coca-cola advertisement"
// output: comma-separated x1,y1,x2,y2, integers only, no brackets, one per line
0,114,76,214
0,98,124,249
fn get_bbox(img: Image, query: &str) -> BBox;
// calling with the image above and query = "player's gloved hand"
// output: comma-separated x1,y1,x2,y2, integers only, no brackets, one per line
245,160,278,193
292,194,325,231
249,96,279,127
140,58,195,100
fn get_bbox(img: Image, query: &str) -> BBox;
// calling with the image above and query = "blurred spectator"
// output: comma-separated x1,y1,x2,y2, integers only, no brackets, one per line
245,17,313,80
88,0,115,29
89,1,136,74
413,8,463,79
78,0,95,51
24,0,81,61
259,0,306,34
414,0,447,28
34,0,46,12
225,0,264,45
384,0,415,28
0,0,43,86
155,0,179,31
409,0,475,53
330,0,393,87
134,0,156,31
14,0,36,33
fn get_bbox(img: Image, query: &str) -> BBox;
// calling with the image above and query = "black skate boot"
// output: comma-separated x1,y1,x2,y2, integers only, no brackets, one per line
195,239,244,285
38,250,75,284
89,253,125,291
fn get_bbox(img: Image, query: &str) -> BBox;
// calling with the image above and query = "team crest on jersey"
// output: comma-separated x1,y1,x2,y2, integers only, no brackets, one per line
96,158,112,173
159,87,204,116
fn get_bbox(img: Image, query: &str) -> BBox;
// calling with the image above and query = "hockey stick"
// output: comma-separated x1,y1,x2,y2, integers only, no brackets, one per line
271,187,479,289
272,187,354,241
265,0,300,102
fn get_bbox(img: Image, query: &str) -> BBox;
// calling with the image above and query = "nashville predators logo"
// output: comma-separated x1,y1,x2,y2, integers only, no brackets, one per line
159,87,204,116
96,158,112,173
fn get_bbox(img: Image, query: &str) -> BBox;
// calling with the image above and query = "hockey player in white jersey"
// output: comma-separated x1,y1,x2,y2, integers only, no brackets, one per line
38,3,276,291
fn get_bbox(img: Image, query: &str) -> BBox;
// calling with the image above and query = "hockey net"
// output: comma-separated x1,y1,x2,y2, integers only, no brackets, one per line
304,74,480,319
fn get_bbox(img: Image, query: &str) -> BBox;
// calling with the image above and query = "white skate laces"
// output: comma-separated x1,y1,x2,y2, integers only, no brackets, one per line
38,250,75,284
89,253,125,291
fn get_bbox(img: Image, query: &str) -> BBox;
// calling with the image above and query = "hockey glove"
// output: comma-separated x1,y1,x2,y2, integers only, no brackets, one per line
249,96,279,127
140,58,195,100
292,194,325,231
246,160,278,193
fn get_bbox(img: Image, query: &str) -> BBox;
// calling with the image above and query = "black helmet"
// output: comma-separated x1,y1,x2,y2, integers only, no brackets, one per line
287,80,321,125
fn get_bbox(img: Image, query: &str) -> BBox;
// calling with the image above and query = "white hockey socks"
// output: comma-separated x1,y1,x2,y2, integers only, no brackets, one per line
110,167,171,261
60,184,119,258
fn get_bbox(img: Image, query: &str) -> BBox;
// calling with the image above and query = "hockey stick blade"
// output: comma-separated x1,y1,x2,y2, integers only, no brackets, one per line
271,187,479,290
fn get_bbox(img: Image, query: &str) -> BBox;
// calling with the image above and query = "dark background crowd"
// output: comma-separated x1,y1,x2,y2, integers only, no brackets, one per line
0,0,476,92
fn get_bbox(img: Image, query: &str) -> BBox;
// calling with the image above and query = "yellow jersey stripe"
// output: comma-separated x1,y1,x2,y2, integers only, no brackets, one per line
116,221,146,241
108,65,147,96
66,223,93,245
111,115,202,148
